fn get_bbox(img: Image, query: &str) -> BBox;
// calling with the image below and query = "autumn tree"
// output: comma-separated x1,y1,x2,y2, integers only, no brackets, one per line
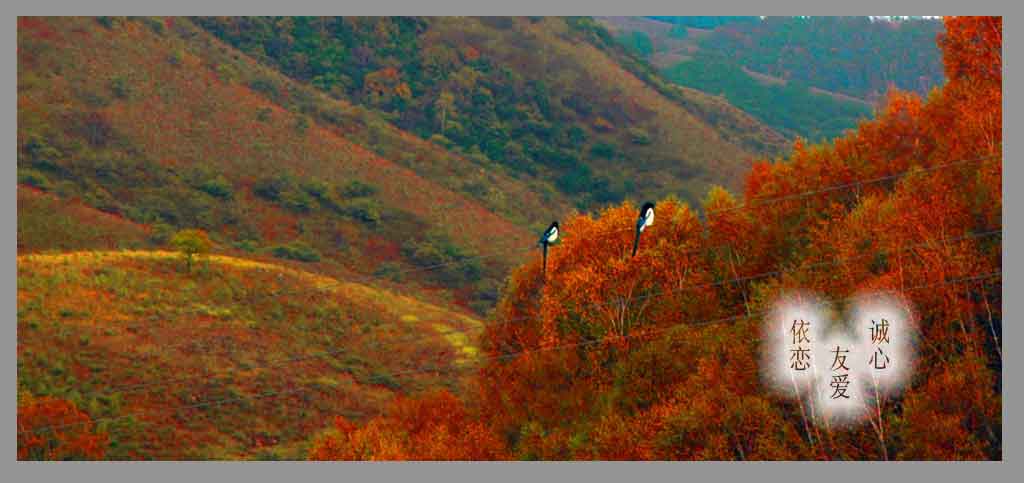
472,16,1002,461
309,390,507,460
170,228,212,272
305,16,1002,461
18,395,108,460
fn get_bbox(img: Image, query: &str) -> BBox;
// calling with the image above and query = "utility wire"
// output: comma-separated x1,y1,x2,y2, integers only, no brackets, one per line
18,270,1002,437
253,154,1002,301
17,153,1004,435
65,228,1001,399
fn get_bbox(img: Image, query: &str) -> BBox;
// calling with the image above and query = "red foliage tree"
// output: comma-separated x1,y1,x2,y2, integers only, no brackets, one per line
308,390,507,460
18,396,108,460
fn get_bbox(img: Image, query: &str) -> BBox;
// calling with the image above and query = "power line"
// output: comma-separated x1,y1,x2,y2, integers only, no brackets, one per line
16,153,1004,437
18,270,1002,437
248,154,1001,301
707,153,1000,215
46,227,1003,402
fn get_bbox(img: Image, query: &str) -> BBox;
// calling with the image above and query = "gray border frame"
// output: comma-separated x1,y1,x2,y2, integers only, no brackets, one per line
5,1,1016,480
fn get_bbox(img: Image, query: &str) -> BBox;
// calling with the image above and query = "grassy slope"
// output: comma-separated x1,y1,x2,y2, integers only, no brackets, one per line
598,16,875,142
427,17,781,203
18,186,152,252
18,250,483,459
17,17,543,296
15,17,790,459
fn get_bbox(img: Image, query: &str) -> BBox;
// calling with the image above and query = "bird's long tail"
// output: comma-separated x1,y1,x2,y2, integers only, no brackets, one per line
542,243,549,278
632,230,641,257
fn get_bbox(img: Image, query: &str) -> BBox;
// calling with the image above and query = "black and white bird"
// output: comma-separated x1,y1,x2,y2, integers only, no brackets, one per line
539,221,559,277
632,202,655,257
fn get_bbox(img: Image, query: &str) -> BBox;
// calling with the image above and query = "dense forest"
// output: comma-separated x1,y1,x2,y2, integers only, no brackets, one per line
17,16,1000,460
193,16,785,208
646,16,760,30
662,52,872,141
606,16,944,143
304,16,1003,460
698,16,945,101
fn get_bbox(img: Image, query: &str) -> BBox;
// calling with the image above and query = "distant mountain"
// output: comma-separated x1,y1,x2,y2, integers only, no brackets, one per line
670,16,946,101
599,16,945,143
194,17,788,209
18,16,787,318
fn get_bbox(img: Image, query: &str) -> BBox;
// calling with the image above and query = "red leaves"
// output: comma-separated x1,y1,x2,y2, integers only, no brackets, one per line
309,390,507,460
467,15,1002,460
939,17,1002,87
18,396,108,460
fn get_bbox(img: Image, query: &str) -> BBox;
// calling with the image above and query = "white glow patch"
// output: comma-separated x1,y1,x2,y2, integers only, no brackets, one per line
760,290,919,428
813,332,870,427
848,292,918,398
760,291,832,399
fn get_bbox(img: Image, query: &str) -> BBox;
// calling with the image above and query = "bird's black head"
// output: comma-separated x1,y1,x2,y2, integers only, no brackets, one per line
641,202,655,214
549,221,559,230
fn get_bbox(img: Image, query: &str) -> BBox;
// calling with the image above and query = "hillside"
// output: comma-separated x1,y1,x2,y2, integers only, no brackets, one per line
598,16,882,142
195,16,788,208
17,16,554,313
17,250,483,459
14,15,1001,462
661,51,874,142
18,186,152,252
687,16,945,101
306,16,1001,461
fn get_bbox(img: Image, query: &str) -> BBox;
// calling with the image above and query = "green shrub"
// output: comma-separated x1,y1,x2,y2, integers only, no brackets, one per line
339,180,378,199
589,142,616,159
198,175,233,199
18,168,51,190
271,241,321,263
137,16,165,35
429,133,454,148
148,223,176,245
300,179,330,200
341,198,382,224
96,16,120,29
168,49,184,67
628,127,652,145
294,116,311,134
233,239,258,253
280,189,315,213
367,370,401,390
248,76,280,100
109,75,131,99
22,136,63,171
83,189,120,214
170,229,212,272
402,230,482,285
373,261,405,282
252,175,291,201
255,107,273,122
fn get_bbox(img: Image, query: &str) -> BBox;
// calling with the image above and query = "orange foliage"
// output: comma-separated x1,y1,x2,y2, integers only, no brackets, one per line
18,396,108,460
462,16,1002,460
309,390,507,460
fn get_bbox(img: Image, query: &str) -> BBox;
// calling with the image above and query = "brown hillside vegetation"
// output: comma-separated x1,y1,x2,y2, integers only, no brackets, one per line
18,251,483,459
17,16,549,313
310,16,1001,461
18,186,152,252
426,17,777,198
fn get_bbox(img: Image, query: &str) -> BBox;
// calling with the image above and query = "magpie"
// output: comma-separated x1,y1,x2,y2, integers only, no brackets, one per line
539,221,559,277
632,202,655,257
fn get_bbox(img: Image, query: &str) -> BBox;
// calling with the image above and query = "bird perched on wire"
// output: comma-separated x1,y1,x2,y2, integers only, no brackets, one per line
632,202,655,257
539,221,559,277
